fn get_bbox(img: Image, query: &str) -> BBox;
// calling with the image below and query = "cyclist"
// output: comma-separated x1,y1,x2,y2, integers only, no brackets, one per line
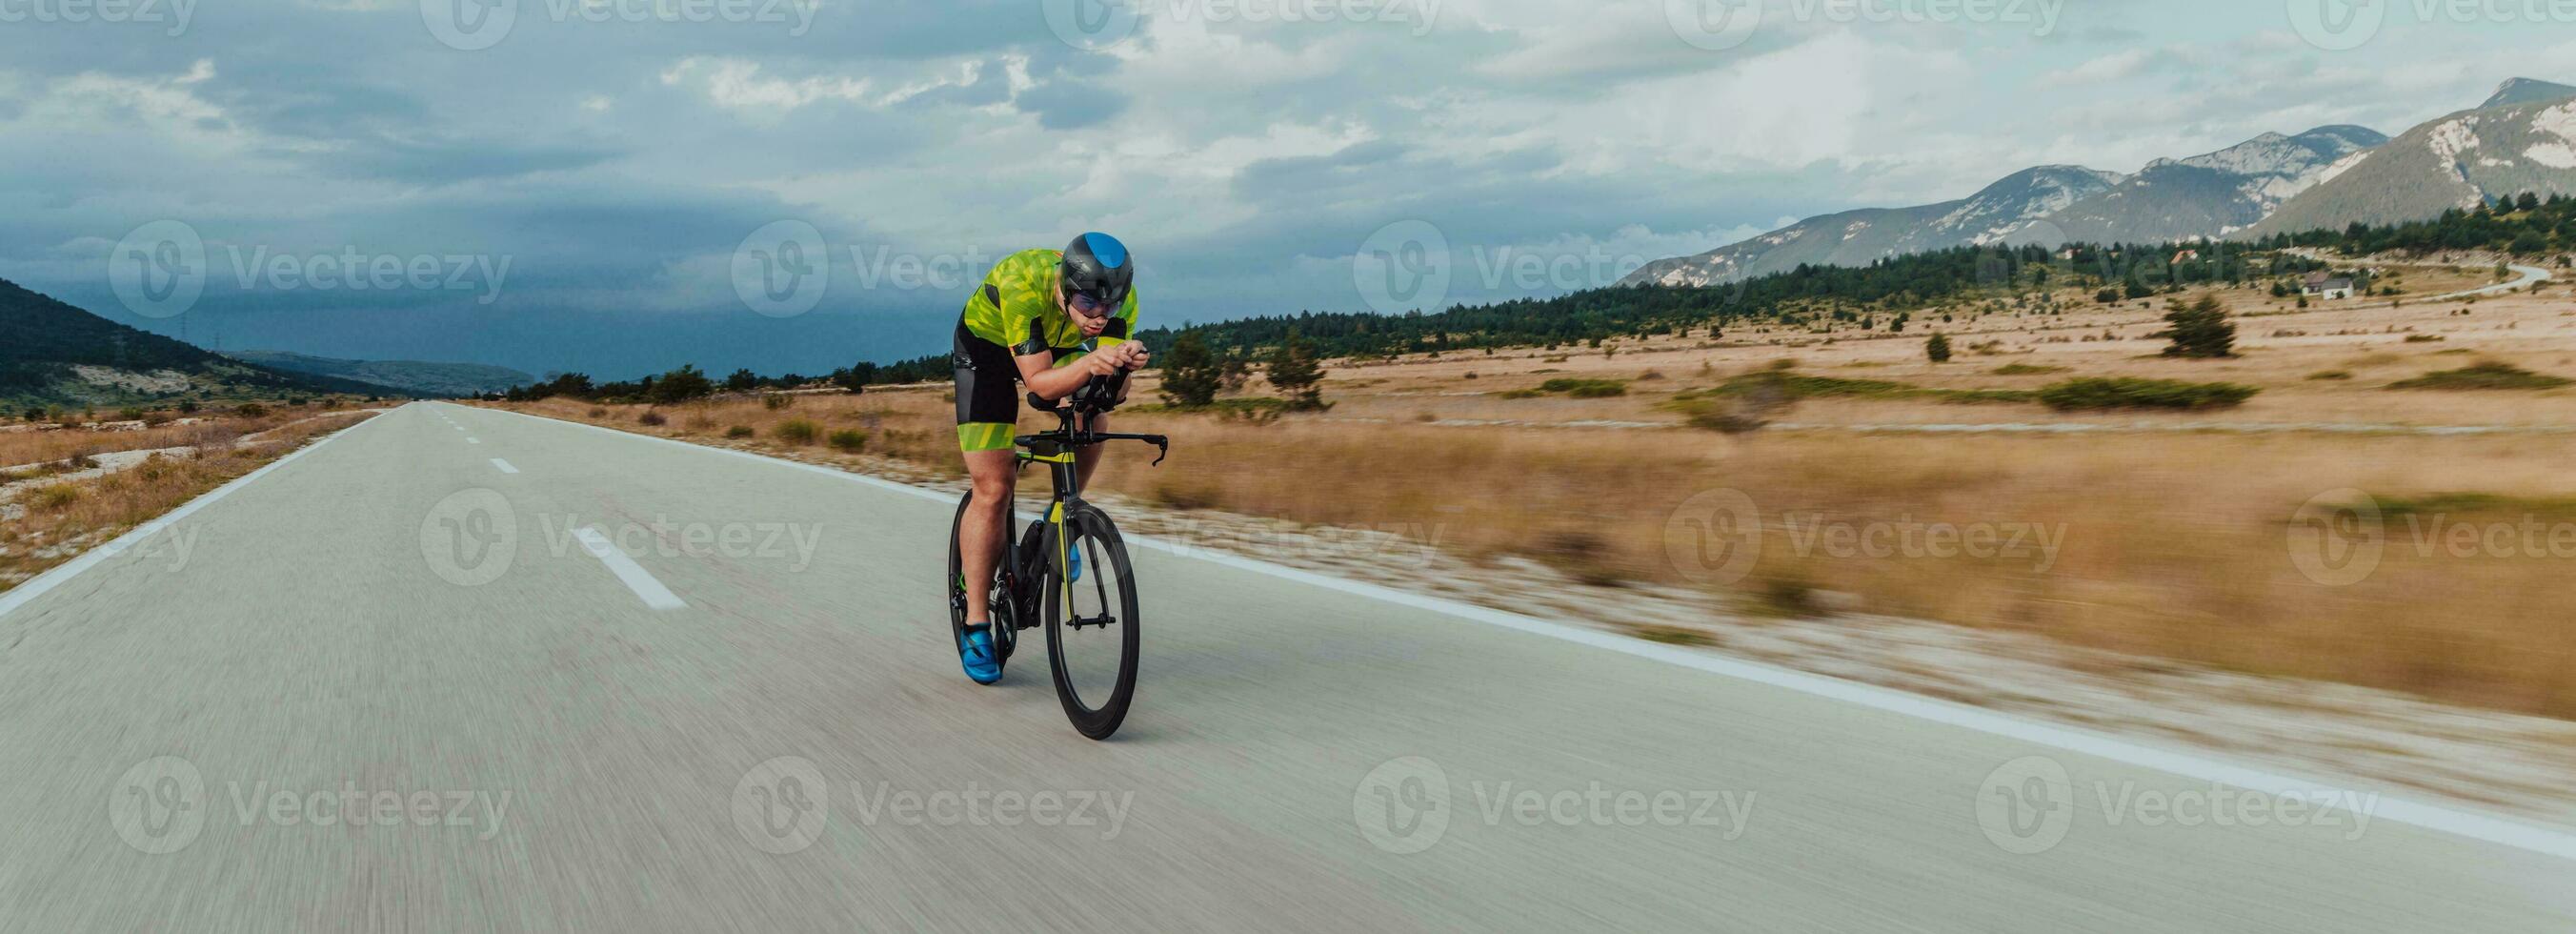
951,233,1149,684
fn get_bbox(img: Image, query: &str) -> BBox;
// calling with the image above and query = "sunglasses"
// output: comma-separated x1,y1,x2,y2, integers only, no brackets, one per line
1067,293,1116,315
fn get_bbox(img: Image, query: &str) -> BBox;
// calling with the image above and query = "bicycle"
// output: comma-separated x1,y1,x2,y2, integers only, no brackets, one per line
947,376,1167,740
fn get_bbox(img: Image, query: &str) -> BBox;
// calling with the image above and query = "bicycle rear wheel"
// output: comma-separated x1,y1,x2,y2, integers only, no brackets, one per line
1041,504,1140,739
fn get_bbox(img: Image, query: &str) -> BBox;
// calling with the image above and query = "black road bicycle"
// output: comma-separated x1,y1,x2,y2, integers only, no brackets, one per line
947,376,1166,740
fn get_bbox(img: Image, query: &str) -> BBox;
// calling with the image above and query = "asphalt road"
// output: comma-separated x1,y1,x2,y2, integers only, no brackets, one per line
0,402,2567,932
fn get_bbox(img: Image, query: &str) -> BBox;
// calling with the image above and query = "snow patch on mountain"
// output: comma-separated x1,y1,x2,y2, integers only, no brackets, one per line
2315,150,2372,186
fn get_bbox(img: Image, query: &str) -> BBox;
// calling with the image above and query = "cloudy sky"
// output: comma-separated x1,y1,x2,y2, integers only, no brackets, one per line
3,0,2570,377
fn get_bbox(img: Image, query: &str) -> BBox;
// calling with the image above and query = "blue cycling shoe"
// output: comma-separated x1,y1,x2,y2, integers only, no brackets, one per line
958,623,1002,684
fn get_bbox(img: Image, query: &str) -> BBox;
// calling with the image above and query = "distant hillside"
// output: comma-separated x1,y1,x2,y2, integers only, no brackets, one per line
1622,166,2119,287
0,277,399,409
1624,127,2384,287
2483,77,2576,109
228,351,532,398
2044,127,2386,242
2245,84,2576,237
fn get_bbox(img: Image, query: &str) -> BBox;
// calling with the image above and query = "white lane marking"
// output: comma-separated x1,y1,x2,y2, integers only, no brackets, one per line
490,458,518,474
466,437,481,445
572,526,687,611
0,407,396,621
487,407,2576,861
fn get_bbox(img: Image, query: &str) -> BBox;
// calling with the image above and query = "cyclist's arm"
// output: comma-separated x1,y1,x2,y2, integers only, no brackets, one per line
1016,345,1131,401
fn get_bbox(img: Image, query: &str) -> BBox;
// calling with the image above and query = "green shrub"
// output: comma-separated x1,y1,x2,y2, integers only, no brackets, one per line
775,419,819,444
2306,370,2353,381
2036,377,2259,411
763,393,793,410
726,425,755,438
234,403,267,418
827,429,868,452
1538,378,1628,397
1990,363,2069,376
1678,373,2033,406
2387,362,2573,391
637,410,667,426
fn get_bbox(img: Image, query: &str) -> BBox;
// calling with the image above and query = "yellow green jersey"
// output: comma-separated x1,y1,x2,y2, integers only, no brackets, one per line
959,248,1139,355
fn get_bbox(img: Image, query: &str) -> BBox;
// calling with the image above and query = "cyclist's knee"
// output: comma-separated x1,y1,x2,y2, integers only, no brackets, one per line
970,472,1015,500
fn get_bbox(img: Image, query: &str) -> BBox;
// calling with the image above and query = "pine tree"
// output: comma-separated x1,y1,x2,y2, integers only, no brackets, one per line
2151,295,2236,358
1925,333,1952,364
1265,328,1326,411
1157,331,1221,408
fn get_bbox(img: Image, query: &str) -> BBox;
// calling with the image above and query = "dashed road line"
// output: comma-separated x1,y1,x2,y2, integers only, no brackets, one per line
572,527,687,611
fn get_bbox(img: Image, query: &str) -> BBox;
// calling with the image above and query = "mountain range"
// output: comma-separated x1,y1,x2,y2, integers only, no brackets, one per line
0,277,407,409
1626,78,2576,286
225,351,533,398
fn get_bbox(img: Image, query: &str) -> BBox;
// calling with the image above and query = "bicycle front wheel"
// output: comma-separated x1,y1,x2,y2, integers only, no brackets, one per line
1041,504,1140,740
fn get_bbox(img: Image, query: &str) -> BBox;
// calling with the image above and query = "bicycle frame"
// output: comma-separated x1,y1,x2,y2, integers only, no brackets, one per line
1010,397,1166,622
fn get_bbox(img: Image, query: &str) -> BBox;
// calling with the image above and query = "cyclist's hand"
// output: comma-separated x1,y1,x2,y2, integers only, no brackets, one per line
1083,350,1127,378
1121,346,1151,371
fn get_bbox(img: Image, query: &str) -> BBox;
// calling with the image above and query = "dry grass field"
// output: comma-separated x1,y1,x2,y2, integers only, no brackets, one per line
0,406,378,591
507,267,2576,718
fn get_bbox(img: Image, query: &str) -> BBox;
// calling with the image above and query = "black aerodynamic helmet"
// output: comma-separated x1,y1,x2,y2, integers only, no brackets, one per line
1058,232,1134,308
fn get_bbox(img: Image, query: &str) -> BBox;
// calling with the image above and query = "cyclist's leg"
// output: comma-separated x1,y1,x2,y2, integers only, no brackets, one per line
959,450,1016,620
954,323,1023,624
